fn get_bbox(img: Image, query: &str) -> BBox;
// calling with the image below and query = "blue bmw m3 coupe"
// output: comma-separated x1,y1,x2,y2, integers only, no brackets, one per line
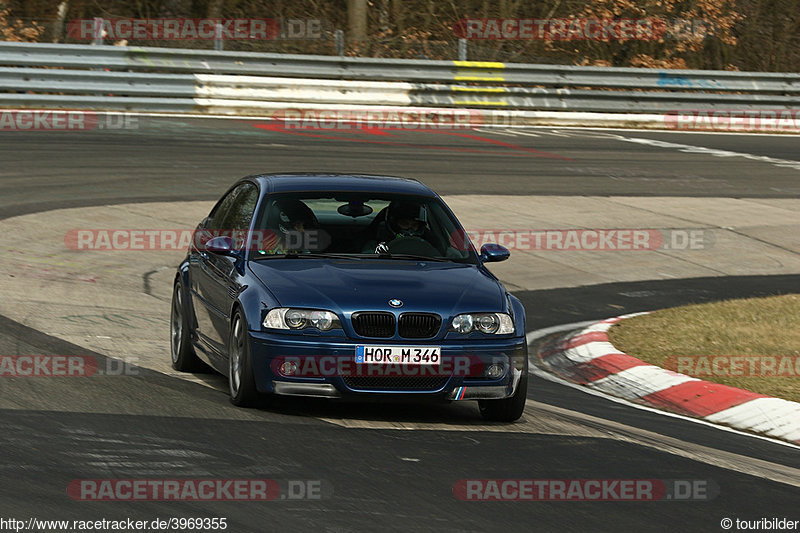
170,173,528,421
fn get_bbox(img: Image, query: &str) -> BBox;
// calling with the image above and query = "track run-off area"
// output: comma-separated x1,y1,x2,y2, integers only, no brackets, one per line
0,117,798,531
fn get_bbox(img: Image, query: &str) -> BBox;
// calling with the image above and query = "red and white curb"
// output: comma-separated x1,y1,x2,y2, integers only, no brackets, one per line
536,313,800,445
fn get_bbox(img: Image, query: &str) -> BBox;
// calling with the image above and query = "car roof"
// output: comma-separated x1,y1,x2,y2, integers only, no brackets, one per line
247,173,437,196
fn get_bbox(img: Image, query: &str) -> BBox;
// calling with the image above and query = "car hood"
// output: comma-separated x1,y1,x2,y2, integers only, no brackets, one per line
249,259,506,316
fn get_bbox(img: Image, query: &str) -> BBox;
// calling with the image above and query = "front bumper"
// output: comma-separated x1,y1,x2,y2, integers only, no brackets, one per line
249,330,527,401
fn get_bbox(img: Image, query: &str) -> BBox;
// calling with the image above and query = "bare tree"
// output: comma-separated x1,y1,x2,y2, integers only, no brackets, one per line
347,0,367,42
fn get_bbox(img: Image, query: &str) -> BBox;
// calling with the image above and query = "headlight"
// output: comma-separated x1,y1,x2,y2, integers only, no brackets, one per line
450,313,514,335
263,308,341,331
451,313,473,334
475,314,500,333
285,309,306,329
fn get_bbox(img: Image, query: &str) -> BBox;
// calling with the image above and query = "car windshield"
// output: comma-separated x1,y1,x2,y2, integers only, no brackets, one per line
250,192,478,264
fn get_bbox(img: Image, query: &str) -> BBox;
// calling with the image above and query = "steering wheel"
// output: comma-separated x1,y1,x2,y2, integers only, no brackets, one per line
387,236,441,257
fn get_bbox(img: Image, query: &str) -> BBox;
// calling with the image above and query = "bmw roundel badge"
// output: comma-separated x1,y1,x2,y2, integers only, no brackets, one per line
389,299,403,308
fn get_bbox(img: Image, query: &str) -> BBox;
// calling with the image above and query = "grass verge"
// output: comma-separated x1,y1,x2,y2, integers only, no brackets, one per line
607,294,800,403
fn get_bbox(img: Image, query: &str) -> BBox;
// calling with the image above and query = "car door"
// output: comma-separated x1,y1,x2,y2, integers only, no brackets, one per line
189,182,258,355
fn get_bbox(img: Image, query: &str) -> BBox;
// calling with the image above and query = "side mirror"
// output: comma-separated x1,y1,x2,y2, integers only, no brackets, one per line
205,235,239,257
480,243,510,263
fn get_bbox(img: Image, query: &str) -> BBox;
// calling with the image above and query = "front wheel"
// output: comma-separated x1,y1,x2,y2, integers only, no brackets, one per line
478,374,528,422
170,281,202,372
228,311,260,407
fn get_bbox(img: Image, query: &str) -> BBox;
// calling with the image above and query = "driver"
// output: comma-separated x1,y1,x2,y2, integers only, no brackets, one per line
364,201,435,254
387,201,428,239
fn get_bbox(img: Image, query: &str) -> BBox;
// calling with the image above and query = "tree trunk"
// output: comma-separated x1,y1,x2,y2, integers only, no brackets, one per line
52,0,68,43
348,0,368,42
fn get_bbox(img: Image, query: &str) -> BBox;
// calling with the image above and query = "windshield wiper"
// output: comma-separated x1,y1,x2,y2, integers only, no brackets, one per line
372,253,450,262
253,252,451,262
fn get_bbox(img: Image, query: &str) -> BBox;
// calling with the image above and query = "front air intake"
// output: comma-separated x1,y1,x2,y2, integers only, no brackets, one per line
351,312,395,338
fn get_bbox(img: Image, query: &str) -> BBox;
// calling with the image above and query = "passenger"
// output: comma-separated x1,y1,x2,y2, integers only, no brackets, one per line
261,199,318,254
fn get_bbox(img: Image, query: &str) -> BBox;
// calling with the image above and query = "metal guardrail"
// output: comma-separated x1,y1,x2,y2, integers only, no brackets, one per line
0,41,798,114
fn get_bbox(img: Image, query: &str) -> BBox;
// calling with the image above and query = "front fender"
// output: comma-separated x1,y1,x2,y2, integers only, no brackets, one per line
176,256,190,286
508,293,527,339
174,258,198,332
236,273,281,333
236,286,262,333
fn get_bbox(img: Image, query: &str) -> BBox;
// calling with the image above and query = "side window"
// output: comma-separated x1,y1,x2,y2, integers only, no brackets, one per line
206,186,242,231
206,183,258,232
218,183,259,232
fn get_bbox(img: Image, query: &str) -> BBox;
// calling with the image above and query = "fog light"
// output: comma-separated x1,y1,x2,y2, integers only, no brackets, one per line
279,361,297,376
486,364,504,379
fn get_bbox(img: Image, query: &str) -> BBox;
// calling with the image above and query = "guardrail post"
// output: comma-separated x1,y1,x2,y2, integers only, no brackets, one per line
92,17,104,45
458,38,467,61
214,23,224,51
335,29,345,56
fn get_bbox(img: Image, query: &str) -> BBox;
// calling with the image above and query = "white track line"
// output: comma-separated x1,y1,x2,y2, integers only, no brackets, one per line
505,129,541,137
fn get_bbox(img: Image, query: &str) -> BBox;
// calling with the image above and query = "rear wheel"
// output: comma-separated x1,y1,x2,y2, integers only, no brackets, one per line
228,311,260,407
170,281,202,372
478,374,528,422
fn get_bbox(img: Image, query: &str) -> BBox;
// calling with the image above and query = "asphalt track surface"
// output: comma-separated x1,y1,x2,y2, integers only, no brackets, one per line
0,118,798,532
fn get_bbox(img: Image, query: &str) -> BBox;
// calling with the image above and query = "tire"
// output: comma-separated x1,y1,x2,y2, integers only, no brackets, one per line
170,280,202,372
228,310,260,407
478,374,528,422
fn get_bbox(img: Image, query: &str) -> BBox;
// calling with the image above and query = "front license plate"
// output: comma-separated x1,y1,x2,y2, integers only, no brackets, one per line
355,346,441,365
